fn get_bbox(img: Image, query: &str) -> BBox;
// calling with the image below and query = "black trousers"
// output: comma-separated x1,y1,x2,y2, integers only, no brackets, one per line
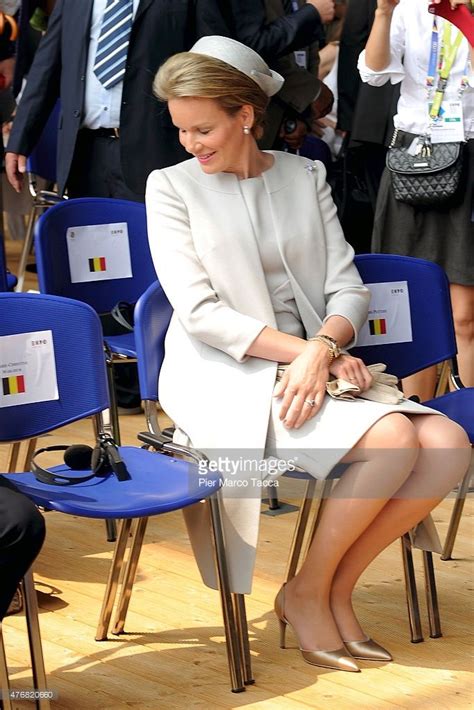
66,130,143,408
67,129,144,202
0,476,45,621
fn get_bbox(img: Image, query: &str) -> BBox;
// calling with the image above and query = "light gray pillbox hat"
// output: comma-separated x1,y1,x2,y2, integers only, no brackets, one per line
189,36,284,97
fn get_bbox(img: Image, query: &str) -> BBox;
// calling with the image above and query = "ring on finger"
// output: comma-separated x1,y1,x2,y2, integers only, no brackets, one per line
304,399,316,407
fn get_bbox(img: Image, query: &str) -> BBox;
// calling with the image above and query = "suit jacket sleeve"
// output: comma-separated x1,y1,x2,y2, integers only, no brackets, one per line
146,169,266,363
6,0,62,156
223,1,323,62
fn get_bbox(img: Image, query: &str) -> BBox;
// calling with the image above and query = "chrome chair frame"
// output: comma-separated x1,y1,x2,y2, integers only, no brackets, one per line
102,432,254,690
0,569,50,710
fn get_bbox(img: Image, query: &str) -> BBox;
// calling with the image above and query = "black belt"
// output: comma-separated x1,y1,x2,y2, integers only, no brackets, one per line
81,127,120,139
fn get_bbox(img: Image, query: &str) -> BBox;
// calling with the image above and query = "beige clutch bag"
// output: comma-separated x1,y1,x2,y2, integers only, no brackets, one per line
326,363,405,405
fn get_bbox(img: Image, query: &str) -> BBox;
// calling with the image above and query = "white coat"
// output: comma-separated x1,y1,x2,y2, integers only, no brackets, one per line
145,151,431,593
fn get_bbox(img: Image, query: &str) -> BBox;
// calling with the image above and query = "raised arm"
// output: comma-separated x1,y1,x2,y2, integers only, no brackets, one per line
222,1,329,62
365,0,399,71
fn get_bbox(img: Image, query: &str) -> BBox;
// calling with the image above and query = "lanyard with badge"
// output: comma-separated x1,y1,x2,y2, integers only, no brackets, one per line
417,18,468,155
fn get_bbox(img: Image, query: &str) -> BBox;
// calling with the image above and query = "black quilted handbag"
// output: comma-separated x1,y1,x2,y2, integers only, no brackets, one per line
387,138,464,207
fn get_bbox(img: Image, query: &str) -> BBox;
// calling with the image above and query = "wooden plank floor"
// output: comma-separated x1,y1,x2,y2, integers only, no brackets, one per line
2,238,474,709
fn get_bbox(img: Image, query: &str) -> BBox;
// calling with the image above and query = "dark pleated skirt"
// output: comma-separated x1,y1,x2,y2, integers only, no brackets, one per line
372,137,474,286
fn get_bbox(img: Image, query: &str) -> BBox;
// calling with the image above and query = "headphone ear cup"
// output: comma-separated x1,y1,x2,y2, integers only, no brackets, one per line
64,445,94,470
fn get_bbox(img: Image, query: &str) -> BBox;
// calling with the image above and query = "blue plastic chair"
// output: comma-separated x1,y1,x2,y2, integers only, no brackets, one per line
352,254,473,562
0,292,247,693
282,254,474,644
16,102,63,292
133,281,173,435
34,197,157,440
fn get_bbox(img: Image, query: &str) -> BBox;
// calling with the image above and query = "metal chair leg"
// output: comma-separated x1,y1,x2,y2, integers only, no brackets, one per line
400,534,424,643
6,442,21,473
423,551,442,639
112,517,148,635
233,593,254,685
105,519,117,543
0,622,13,710
14,206,38,293
208,495,245,693
441,467,471,561
304,479,333,557
95,518,132,641
267,485,280,510
23,438,39,472
22,570,50,710
285,478,317,582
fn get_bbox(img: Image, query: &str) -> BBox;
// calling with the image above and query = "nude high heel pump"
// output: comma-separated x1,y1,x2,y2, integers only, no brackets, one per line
274,584,360,673
343,638,393,662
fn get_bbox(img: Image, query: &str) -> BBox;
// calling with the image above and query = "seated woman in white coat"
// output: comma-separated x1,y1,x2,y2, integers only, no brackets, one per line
145,36,471,673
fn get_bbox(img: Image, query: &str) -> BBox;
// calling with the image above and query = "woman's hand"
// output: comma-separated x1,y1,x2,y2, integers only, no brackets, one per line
273,342,330,429
329,354,374,392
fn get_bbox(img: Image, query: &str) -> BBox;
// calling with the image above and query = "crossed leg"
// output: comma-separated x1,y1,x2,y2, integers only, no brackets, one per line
282,413,470,653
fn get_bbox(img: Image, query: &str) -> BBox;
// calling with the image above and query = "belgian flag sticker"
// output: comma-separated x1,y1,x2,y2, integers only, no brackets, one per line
88,256,107,273
2,375,26,396
369,318,387,336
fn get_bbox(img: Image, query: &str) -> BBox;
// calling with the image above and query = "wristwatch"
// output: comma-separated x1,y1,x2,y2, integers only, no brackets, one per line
308,334,342,364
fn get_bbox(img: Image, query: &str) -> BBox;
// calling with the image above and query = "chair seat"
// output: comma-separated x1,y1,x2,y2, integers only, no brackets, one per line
424,388,474,441
104,333,136,358
4,446,221,518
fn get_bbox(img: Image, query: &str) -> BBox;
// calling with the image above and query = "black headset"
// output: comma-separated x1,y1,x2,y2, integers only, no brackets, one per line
31,433,130,486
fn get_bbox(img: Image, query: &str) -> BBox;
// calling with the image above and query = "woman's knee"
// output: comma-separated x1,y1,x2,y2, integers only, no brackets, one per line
417,415,471,451
367,413,419,452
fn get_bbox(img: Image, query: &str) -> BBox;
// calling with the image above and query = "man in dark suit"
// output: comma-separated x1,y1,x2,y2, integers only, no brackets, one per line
5,0,229,200
5,0,229,413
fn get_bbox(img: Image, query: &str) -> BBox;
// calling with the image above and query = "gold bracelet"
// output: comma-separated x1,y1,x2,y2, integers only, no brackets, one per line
307,335,342,363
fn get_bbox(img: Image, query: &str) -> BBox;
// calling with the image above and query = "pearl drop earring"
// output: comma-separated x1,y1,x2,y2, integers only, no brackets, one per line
243,126,251,135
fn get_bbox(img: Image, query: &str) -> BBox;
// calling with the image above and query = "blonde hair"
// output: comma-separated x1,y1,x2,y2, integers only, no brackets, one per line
153,53,269,139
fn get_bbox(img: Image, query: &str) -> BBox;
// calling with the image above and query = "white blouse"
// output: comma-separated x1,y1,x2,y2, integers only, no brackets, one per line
358,0,474,138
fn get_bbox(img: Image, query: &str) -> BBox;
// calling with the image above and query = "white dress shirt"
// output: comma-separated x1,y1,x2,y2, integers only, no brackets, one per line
358,0,474,139
82,0,140,129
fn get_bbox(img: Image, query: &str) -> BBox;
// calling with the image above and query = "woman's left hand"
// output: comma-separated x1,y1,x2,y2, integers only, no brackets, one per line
329,354,374,392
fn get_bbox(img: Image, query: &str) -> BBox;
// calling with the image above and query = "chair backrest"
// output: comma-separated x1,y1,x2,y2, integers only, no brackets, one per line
26,101,60,183
0,231,8,292
351,254,457,379
0,293,109,442
35,198,157,313
134,281,173,402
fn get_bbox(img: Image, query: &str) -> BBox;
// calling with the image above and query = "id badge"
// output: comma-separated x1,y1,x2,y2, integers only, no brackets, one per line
294,50,307,69
431,100,465,143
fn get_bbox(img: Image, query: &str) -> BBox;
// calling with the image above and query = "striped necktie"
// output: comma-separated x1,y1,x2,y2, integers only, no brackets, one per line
93,0,134,90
